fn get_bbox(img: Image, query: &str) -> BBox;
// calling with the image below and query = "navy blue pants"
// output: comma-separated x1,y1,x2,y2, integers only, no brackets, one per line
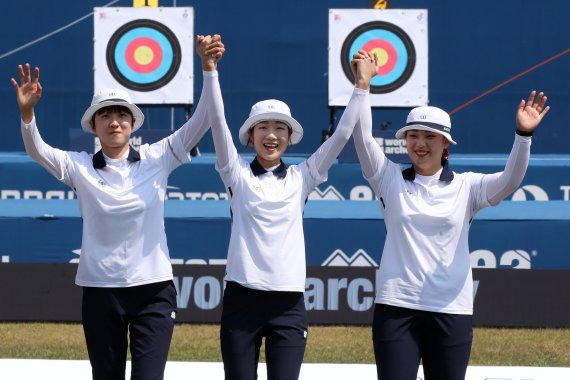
220,281,308,380
82,280,177,380
372,303,473,380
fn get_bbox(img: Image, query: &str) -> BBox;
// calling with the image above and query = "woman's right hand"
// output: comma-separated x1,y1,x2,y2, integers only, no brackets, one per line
196,34,225,72
11,63,42,123
351,50,379,90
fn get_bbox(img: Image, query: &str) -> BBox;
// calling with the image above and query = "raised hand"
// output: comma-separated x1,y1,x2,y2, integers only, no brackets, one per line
196,34,225,72
516,91,550,133
351,50,379,90
11,63,42,123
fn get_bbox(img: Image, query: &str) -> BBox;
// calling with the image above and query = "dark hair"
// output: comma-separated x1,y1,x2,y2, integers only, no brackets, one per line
441,148,450,165
91,105,134,125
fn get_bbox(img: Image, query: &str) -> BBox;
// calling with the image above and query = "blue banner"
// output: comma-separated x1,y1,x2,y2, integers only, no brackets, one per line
1,199,569,270
2,153,570,201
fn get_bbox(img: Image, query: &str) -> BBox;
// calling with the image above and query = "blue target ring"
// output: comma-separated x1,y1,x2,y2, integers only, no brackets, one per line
106,19,181,92
114,28,173,84
341,21,416,94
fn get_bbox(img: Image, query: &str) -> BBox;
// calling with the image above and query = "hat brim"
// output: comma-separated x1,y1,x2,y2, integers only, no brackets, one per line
238,112,303,146
395,124,457,145
80,101,144,134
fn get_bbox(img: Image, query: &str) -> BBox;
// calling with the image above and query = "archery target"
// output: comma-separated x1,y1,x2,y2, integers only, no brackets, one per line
329,9,428,107
94,7,193,105
341,21,415,93
106,19,181,91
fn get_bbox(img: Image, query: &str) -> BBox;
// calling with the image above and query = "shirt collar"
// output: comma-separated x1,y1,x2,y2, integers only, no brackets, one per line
92,146,141,169
402,159,454,182
250,157,288,179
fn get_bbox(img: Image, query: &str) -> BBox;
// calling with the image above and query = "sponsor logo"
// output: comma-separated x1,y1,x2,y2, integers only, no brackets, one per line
306,276,374,311
349,185,375,200
174,275,222,310
173,274,377,313
471,249,533,269
376,137,408,155
309,186,345,201
1,190,76,200
166,186,229,200
69,249,81,263
322,249,378,267
511,185,549,201
560,185,570,200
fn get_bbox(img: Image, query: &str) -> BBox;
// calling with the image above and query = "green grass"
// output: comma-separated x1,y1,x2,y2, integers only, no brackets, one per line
1,323,570,367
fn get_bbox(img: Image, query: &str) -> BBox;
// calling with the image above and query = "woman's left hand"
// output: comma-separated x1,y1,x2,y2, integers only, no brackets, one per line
516,90,550,132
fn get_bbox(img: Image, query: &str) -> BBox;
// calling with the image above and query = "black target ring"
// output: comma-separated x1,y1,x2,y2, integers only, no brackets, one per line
340,21,416,94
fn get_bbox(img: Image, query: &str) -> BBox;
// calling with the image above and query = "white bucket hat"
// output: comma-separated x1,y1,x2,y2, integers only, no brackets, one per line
395,106,457,145
80,88,144,134
238,99,303,146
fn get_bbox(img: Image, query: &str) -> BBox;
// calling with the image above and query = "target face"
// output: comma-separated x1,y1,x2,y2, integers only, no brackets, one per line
106,19,181,92
341,21,416,94
94,7,193,105
328,9,427,107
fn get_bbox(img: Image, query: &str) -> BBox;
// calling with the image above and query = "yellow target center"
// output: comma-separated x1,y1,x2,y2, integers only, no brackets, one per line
370,48,389,67
134,46,154,65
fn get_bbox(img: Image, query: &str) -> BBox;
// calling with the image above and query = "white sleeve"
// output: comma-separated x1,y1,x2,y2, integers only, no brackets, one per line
484,134,531,205
352,89,387,179
21,117,73,185
205,70,239,170
167,70,212,154
308,87,368,178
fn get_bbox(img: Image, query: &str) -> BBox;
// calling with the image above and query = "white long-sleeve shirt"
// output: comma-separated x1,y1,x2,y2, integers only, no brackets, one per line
353,94,532,314
205,70,367,291
21,88,210,287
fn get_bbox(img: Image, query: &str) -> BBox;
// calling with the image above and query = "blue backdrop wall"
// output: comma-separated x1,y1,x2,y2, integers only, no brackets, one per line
1,0,568,154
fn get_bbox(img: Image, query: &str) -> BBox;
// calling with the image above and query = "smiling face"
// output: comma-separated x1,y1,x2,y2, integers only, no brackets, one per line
249,120,292,168
405,129,450,176
91,106,134,158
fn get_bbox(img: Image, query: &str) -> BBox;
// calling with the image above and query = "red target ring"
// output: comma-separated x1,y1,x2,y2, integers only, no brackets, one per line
124,37,163,74
362,39,397,75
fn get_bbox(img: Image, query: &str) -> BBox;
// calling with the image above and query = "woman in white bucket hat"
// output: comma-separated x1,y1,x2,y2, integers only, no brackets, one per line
11,39,223,380
352,52,551,380
197,36,378,380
